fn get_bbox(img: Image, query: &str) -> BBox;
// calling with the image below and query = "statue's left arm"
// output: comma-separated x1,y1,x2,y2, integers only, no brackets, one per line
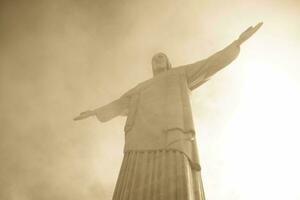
184,22,263,90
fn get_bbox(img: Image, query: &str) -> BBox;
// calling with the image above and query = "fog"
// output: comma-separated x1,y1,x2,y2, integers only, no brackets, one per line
1,0,300,199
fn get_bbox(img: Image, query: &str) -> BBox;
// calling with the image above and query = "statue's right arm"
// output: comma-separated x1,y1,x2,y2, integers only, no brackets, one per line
74,84,142,122
93,81,148,122
93,95,130,122
73,95,131,122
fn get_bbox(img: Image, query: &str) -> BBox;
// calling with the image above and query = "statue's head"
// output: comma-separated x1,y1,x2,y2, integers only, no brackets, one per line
151,52,172,76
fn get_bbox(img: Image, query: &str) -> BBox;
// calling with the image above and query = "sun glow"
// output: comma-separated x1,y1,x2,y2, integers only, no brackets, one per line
219,32,300,199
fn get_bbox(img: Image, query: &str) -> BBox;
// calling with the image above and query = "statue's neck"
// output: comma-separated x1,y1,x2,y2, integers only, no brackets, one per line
153,69,168,77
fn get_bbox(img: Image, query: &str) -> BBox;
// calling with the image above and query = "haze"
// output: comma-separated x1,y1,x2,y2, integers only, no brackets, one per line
1,0,299,199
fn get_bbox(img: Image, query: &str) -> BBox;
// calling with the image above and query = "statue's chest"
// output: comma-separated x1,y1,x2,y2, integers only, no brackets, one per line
141,73,181,100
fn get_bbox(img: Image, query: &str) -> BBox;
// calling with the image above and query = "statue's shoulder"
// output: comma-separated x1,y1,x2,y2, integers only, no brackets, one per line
121,78,153,97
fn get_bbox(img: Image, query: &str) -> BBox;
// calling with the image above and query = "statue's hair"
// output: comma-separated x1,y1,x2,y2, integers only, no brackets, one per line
151,52,172,75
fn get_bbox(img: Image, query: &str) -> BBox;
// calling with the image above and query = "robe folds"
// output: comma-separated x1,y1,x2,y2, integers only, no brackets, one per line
120,66,203,170
112,150,206,200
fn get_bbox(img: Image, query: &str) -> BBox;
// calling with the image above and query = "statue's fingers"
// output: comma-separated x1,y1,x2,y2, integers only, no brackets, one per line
74,114,89,121
252,22,263,30
80,111,91,115
251,23,263,35
73,116,83,121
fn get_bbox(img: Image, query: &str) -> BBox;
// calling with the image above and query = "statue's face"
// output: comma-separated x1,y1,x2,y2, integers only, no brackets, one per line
152,53,169,75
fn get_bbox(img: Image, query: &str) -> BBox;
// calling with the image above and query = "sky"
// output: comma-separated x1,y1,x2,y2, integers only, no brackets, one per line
0,0,300,199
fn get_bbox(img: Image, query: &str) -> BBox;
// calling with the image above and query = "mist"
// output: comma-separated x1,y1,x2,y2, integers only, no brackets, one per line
1,0,300,199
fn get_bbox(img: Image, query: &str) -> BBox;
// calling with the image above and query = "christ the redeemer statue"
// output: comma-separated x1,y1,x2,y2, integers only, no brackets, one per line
74,22,263,200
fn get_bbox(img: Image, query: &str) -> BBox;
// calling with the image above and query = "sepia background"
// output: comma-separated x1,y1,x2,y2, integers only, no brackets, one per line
1,0,300,199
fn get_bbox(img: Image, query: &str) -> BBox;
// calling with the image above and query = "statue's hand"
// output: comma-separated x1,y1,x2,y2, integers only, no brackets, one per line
237,22,263,45
73,110,96,121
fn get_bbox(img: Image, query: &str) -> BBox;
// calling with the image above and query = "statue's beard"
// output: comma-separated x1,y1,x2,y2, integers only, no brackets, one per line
153,66,167,76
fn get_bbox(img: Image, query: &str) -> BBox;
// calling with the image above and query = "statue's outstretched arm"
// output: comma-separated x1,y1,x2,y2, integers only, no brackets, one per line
185,40,240,90
184,22,263,90
93,96,130,122
73,87,135,123
73,96,130,122
73,82,142,122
